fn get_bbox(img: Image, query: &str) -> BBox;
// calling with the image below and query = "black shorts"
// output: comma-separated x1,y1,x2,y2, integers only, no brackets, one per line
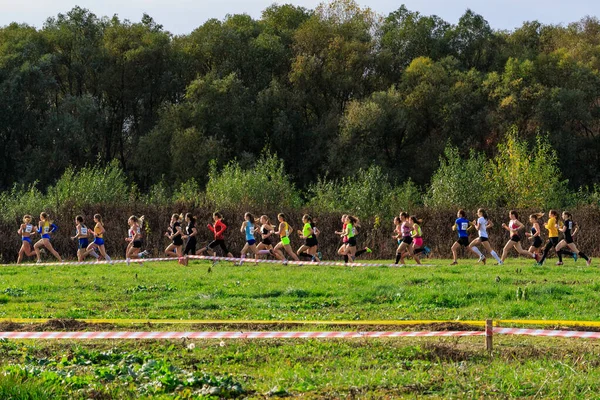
261,238,272,246
532,237,543,248
565,237,574,244
305,237,318,247
173,237,184,246
548,237,559,247
457,237,469,247
402,236,413,245
510,235,521,242
208,239,229,254
184,238,197,255
347,237,357,247
479,237,489,242
133,240,142,249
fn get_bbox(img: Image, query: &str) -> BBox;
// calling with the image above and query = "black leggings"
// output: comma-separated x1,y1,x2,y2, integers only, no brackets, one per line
183,238,197,255
540,238,561,264
208,239,229,255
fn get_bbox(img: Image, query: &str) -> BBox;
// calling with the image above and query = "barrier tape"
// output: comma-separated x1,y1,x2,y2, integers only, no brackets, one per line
0,318,485,326
0,330,485,340
493,328,600,339
0,254,434,268
1,328,599,340
188,255,435,268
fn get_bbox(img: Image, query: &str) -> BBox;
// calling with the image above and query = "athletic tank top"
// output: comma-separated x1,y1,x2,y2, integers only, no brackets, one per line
413,223,422,238
245,221,254,241
281,222,290,238
347,223,355,238
94,224,103,238
186,222,195,236
509,220,519,231
477,217,488,238
564,219,574,241
23,224,33,234
303,223,313,238
401,222,411,237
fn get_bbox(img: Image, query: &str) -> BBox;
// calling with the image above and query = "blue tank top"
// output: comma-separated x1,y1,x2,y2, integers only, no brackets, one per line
456,218,469,238
245,222,254,241
79,225,89,246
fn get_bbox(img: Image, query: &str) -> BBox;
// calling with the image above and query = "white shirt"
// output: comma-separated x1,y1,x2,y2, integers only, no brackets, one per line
478,217,488,238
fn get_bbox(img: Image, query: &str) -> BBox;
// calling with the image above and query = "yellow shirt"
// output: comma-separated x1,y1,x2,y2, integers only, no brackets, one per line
546,217,558,238
94,224,103,238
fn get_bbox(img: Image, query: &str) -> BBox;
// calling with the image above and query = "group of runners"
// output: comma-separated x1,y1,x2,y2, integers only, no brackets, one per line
15,212,374,265
14,208,591,266
450,208,592,266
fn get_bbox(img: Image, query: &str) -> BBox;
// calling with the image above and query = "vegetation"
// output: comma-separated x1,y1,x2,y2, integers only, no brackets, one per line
0,259,600,397
2,1,600,205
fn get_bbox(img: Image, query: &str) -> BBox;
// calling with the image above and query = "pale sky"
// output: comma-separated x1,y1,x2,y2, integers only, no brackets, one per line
1,0,599,34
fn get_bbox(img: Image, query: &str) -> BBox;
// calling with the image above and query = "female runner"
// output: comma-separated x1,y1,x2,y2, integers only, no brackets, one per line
71,215,98,262
17,215,37,263
500,211,539,262
272,213,299,262
555,211,592,266
468,208,503,265
33,212,62,263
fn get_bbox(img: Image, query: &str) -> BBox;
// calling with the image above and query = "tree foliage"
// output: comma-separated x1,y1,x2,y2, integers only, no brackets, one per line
1,1,600,205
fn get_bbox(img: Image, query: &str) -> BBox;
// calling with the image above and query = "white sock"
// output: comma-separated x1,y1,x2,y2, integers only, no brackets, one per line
472,247,483,257
258,250,271,255
105,254,112,261
90,250,99,259
491,251,502,263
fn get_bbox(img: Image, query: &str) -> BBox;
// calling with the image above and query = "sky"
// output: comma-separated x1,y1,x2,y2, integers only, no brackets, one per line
1,0,599,34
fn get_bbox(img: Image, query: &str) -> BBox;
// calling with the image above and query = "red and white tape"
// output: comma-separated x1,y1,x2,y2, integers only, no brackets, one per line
0,330,484,340
190,255,434,268
493,328,600,339
3,255,434,268
2,328,600,340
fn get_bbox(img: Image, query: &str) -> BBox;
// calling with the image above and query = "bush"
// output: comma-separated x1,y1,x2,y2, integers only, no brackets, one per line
426,144,491,209
487,130,567,208
0,160,131,222
308,165,422,219
427,130,569,209
172,178,204,206
47,160,131,208
205,152,302,209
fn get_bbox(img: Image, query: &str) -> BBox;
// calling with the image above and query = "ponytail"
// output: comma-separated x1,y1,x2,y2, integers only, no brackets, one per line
530,212,544,220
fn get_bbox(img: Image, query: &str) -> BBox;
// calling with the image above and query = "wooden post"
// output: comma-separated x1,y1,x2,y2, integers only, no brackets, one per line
486,319,493,352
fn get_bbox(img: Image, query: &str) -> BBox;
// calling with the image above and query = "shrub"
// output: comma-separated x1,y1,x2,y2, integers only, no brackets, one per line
426,144,491,209
47,160,131,208
486,129,567,208
308,165,422,219
205,152,302,209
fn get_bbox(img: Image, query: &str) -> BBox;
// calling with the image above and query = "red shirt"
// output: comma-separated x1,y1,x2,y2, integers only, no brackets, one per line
208,220,227,240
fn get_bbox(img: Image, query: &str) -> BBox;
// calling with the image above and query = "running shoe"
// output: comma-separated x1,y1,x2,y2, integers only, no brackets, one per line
36,259,42,264
423,246,431,256
556,261,563,266
126,258,131,266
317,251,323,260
534,253,540,262
587,258,592,267
450,261,458,266
365,247,372,253
573,253,578,262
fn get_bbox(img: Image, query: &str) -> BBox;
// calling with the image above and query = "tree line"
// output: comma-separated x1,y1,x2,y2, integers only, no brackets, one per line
2,0,600,198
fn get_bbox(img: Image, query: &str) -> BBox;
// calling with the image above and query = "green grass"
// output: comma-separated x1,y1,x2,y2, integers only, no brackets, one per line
0,258,598,321
0,258,599,398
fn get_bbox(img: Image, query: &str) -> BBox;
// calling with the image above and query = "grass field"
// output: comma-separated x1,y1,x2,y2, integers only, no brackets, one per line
1,258,600,398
